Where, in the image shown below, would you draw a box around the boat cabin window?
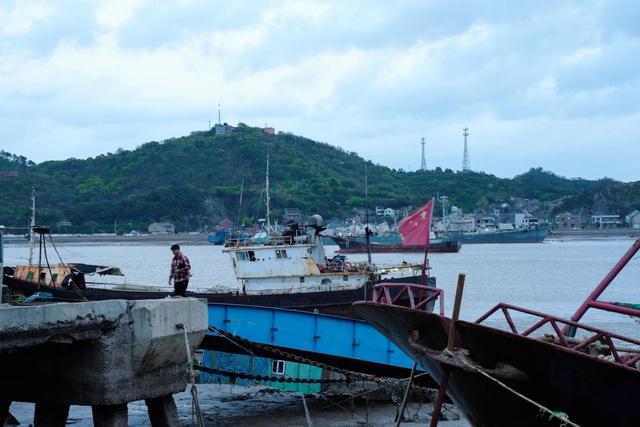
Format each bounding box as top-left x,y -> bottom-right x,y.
275,249 -> 288,259
272,360 -> 286,375
343,275 -> 348,281
39,271 -> 46,281
300,277 -> 305,283
236,251 -> 257,261
27,271 -> 34,280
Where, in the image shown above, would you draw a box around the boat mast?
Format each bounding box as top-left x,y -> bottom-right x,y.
236,179 -> 244,233
265,153 -> 271,230
364,164 -> 372,265
28,188 -> 36,265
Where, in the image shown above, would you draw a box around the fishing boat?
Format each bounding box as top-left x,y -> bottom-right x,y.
435,226 -> 549,244
1,220 -> 430,318
354,239 -> 640,426
329,235 -> 461,253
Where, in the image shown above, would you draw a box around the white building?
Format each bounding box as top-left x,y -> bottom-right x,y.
625,210 -> 640,229
383,208 -> 396,217
148,222 -> 175,234
514,213 -> 540,229
591,215 -> 620,229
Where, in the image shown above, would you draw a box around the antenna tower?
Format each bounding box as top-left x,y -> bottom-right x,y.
217,103 -> 221,125
420,137 -> 426,171
462,127 -> 470,172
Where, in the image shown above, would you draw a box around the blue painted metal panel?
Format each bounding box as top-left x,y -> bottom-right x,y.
207,304 -> 415,369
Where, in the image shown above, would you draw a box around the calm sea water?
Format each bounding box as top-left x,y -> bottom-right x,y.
4,236 -> 639,338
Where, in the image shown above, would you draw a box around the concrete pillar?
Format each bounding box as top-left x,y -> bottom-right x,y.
91,404 -> 128,427
33,402 -> 70,427
145,394 -> 180,427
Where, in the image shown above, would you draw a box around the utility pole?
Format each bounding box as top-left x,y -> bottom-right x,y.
462,127 -> 470,172
421,137 -> 426,171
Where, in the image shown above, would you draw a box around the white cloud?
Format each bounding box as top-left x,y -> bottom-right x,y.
1,0 -> 639,181
0,0 -> 55,36
95,0 -> 145,31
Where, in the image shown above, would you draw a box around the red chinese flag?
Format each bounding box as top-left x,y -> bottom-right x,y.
398,199 -> 434,246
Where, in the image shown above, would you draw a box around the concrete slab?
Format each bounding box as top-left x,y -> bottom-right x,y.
0,298 -> 208,406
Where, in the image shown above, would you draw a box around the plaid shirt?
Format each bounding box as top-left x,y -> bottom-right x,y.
170,253 -> 191,283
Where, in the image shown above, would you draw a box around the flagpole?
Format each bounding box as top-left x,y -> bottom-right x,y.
421,197 -> 435,286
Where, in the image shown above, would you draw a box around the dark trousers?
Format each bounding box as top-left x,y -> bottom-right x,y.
174,280 -> 189,297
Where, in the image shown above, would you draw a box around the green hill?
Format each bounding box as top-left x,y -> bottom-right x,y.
0,126 -> 635,233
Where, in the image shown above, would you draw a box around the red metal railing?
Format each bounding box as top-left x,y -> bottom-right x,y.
476,302 -> 640,370
372,282 -> 445,316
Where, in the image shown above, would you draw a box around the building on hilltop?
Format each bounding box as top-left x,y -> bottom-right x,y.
214,123 -> 235,136
263,127 -> 275,135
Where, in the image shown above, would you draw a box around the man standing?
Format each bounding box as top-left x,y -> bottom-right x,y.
169,244 -> 191,297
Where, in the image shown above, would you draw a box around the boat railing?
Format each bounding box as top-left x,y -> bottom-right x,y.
224,235 -> 312,248
476,302 -> 640,370
372,282 -> 445,316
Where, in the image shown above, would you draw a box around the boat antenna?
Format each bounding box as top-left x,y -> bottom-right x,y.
265,153 -> 271,231
364,164 -> 372,265
28,187 -> 36,265
236,179 -> 244,234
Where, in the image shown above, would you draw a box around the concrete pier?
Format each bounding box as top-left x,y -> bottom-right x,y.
0,298 -> 208,425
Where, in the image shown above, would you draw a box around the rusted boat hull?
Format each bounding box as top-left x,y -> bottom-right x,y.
2,274 -> 431,319
353,301 -> 640,427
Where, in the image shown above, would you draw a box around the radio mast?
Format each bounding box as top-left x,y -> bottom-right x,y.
462,127 -> 470,172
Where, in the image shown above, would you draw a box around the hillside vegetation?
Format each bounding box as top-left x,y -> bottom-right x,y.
0,126 -> 636,233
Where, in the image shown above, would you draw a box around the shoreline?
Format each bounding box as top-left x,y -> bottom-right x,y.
2,228 -> 638,246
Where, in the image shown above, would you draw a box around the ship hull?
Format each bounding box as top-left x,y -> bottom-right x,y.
331,236 -> 461,253
354,302 -> 640,427
440,226 -> 550,243
2,274 -> 430,319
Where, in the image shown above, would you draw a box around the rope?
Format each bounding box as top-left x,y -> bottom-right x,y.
177,324 -> 205,427
442,348 -> 581,427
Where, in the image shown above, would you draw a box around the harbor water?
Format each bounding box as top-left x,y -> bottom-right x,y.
4,236 -> 638,336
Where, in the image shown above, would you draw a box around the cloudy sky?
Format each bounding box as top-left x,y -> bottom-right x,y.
1,0 -> 638,181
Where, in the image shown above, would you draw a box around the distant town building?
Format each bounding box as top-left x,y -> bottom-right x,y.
383,208 -> 396,217
625,210 -> 640,229
479,217 -> 495,228
263,127 -> 275,135
591,215 -> 620,229
0,170 -> 19,177
375,206 -> 385,216
148,222 -> 175,234
216,218 -> 234,229
56,220 -> 72,228
283,208 -> 301,224
555,212 -> 581,229
514,213 -> 540,229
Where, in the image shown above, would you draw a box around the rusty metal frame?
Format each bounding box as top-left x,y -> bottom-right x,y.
475,302 -> 640,370
372,282 -> 445,316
